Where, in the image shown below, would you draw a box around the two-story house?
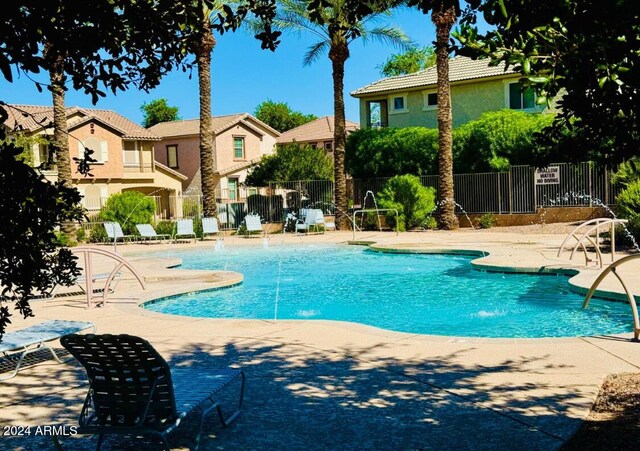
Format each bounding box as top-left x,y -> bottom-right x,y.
1,104 -> 186,218
149,113 -> 279,201
276,116 -> 359,157
351,56 -> 547,129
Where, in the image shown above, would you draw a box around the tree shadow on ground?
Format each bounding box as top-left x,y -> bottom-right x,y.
0,334 -> 607,450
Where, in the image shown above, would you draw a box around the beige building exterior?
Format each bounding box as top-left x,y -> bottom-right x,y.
150,114 -> 279,201
2,104 -> 186,218
276,116 -> 359,157
351,56 -> 547,129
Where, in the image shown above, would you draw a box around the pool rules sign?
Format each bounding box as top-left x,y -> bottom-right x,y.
534,166 -> 560,185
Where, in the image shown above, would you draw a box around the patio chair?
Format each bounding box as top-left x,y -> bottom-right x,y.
103,222 -> 134,243
296,209 -> 325,235
174,219 -> 196,243
136,224 -> 170,244
240,214 -> 263,237
0,320 -> 95,381
55,334 -> 245,451
202,217 -> 221,240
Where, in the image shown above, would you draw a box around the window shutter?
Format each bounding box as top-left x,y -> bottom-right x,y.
100,141 -> 109,162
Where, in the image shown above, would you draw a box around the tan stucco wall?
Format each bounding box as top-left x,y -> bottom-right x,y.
357,75 -> 546,129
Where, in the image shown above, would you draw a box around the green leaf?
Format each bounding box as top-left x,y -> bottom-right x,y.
527,76 -> 548,83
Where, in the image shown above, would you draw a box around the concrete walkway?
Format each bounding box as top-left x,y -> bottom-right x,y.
1,227 -> 639,450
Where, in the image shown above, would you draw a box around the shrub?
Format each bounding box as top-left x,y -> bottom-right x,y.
376,174 -> 436,232
611,157 -> 640,187
454,110 -> 555,173
75,227 -> 87,243
155,220 -> 175,237
246,142 -> 333,186
345,127 -> 438,178
478,213 -> 497,229
98,191 -> 156,235
616,180 -> 640,243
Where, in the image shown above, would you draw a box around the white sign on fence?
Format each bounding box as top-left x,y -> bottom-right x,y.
534,166 -> 560,185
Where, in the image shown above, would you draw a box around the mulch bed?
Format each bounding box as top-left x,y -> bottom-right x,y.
562,372 -> 640,450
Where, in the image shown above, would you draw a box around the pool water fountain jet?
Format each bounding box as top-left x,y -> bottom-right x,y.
361,190 -> 382,232
548,192 -> 639,252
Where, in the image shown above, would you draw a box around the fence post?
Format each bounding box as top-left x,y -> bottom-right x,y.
508,168 -> 513,214
497,173 -> 502,214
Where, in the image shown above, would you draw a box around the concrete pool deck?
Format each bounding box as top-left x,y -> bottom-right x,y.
2,226 -> 639,450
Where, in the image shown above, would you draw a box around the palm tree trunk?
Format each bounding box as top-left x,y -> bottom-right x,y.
329,41 -> 350,230
47,43 -> 75,235
432,6 -> 459,230
195,20 -> 218,218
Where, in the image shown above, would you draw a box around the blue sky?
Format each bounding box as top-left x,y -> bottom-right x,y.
1,8 -> 481,125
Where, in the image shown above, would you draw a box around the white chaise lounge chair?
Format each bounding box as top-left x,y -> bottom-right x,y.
202,217 -> 221,240
136,224 -> 170,244
296,209 -> 325,234
175,219 -> 197,243
104,222 -> 134,243
240,214 -> 263,237
0,320 -> 95,381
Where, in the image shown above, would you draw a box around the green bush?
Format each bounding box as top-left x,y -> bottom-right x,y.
612,157 -> 640,187
616,180 -> 640,243
454,110 -> 555,173
478,213 -> 497,229
376,174 -> 436,232
76,227 -> 87,243
345,127 -> 438,178
98,191 -> 156,235
155,220 -> 175,237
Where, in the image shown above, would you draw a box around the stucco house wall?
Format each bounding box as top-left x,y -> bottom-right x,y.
151,114 -> 279,197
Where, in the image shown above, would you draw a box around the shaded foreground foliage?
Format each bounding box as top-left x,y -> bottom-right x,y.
0,124 -> 84,339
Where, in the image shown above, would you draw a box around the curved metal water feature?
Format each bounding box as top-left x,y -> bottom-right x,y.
557,218 -> 629,268
71,246 -> 146,308
582,254 -> 640,339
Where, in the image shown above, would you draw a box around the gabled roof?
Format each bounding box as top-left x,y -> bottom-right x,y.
148,113 -> 280,139
351,56 -> 518,97
276,116 -> 359,144
1,104 -> 159,140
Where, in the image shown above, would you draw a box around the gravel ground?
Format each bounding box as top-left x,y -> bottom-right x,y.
562,372 -> 640,450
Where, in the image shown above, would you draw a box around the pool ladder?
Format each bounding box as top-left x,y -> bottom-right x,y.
582,254 -> 640,339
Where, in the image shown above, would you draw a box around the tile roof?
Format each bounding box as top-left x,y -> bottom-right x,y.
276,116 -> 359,144
148,113 -> 280,138
1,104 -> 159,140
351,56 -> 518,97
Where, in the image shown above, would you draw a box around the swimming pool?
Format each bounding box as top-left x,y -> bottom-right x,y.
143,244 -> 633,338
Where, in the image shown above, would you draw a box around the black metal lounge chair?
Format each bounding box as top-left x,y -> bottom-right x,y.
54,334 -> 245,450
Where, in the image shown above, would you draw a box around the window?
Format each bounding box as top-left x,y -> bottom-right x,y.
389,94 -> 408,114
166,145 -> 178,168
81,137 -> 108,163
123,140 -> 139,166
423,91 -> 437,110
37,142 -> 50,168
508,82 -> 536,110
233,137 -> 245,159
228,178 -> 238,201
324,141 -> 333,151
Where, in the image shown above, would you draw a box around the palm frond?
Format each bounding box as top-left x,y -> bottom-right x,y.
303,40 -> 329,66
358,26 -> 412,51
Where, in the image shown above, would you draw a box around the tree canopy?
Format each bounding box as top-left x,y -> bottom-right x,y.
254,100 -> 317,132
141,99 -> 180,128
455,0 -> 640,165
245,142 -> 334,186
378,46 -> 436,77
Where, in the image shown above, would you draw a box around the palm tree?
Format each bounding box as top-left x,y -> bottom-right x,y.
44,42 -> 75,235
407,0 -> 465,229
432,2 -> 459,229
274,0 -> 410,230
189,3 -> 220,218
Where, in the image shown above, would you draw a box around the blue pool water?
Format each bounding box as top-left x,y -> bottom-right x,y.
144,245 -> 633,338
